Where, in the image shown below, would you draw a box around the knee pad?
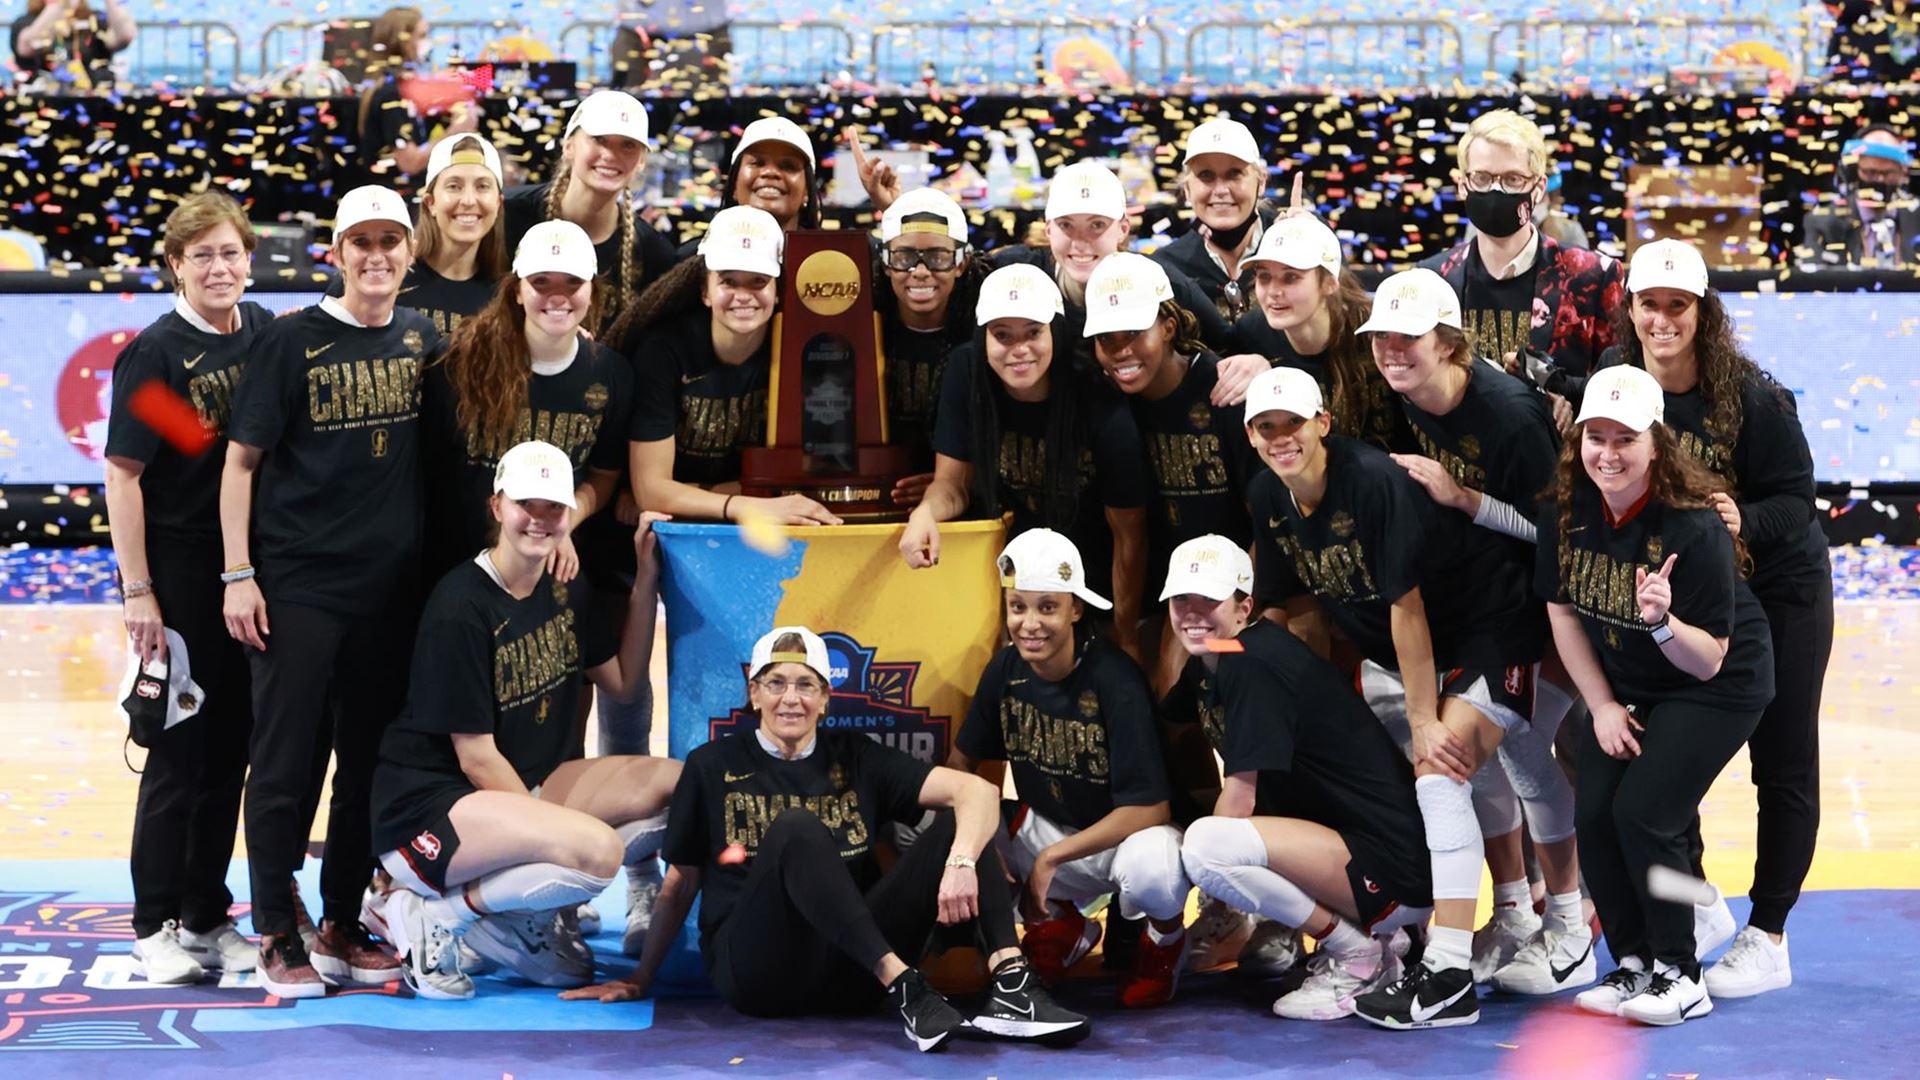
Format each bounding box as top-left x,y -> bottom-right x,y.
1531,676 -> 1575,742
475,862 -> 617,914
1113,827 -> 1191,923
1416,774 -> 1484,902
1498,727 -> 1578,845
1470,759 -> 1524,838
617,811 -> 669,866
1180,817 -> 1266,895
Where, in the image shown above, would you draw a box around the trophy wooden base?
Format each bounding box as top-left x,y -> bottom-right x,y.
739,445 -> 914,523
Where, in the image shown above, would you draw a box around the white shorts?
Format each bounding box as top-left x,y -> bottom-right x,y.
997,806 -> 1191,923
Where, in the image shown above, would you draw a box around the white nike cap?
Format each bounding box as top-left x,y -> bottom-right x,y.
1082,252 -> 1174,337
565,89 -> 650,145
1159,534 -> 1255,602
513,219 -> 598,281
699,205 -> 784,278
1183,117 -> 1262,165
1244,365 -> 1326,425
998,527 -> 1112,611
1627,238 -> 1710,297
424,133 -> 505,189
1046,161 -> 1127,221
976,262 -> 1065,325
1243,214 -> 1342,277
733,116 -> 816,168
493,440 -> 577,508
1576,365 -> 1667,433
334,184 -> 413,237
1355,267 -> 1463,337
750,625 -> 831,681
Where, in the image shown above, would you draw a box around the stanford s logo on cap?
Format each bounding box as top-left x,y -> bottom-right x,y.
552,244 -> 562,255
1389,298 -> 1401,310
1611,389 -> 1622,400
1080,187 -> 1091,198
1008,289 -> 1019,301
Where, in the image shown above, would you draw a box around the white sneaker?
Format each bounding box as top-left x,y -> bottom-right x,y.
1619,962 -> 1713,1026
1238,917 -> 1302,978
1491,926 -> 1596,995
466,908 -> 593,988
1694,887 -> 1737,960
1574,956 -> 1650,1016
359,882 -> 393,941
387,888 -> 473,1001
1704,926 -> 1791,998
1470,906 -> 1541,984
178,921 -> 257,973
575,902 -> 603,937
622,860 -> 664,957
1184,900 -> 1254,972
553,906 -> 597,971
1272,947 -> 1381,1021
133,920 -> 206,985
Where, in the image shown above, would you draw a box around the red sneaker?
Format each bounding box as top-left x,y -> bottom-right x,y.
291,879 -> 318,953
257,933 -> 326,999
1118,925 -> 1192,1008
311,919 -> 403,984
1021,908 -> 1102,985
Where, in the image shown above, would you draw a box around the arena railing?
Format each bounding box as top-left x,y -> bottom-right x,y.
1485,17 -> 1786,91
258,19 -> 544,80
869,19 -> 1171,90
556,17 -> 855,87
125,20 -> 242,87
1183,19 -> 1464,91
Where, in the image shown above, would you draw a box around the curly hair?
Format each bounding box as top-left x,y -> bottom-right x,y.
1608,288 -> 1790,497
964,316 -> 1086,528
544,136 -> 638,334
719,152 -> 822,230
1548,420 -> 1751,582
438,272 -> 604,459
603,254 -> 708,358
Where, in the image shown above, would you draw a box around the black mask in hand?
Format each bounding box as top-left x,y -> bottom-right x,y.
1464,189 -> 1534,238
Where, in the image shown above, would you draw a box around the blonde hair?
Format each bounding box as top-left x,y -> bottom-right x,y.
546,132 -> 638,333
162,191 -> 256,268
1456,108 -> 1549,178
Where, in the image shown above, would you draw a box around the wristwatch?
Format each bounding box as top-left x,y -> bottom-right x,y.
1649,617 -> 1675,646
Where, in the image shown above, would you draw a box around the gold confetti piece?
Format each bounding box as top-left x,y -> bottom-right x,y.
734,505 -> 791,558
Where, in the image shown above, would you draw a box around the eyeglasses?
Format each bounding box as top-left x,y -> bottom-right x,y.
184,248 -> 249,269
1462,171 -> 1539,195
756,676 -> 827,699
881,247 -> 960,273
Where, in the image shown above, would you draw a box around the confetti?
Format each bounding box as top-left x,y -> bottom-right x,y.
1202,637 -> 1244,653
733,505 -> 791,558
717,842 -> 748,865
126,380 -> 215,456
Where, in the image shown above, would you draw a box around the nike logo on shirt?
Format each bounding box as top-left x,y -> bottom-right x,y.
182,351 -> 206,370
724,771 -> 754,783
306,342 -> 336,359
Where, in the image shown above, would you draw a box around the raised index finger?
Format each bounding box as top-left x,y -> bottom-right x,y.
1658,553 -> 1678,579
1290,170 -> 1304,210
845,125 -> 869,169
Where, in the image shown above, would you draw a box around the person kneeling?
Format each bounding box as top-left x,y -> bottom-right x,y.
368,441 -> 682,999
1167,535 -> 1436,1022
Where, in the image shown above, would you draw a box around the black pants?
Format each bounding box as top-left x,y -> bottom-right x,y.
1575,697 -> 1760,970
243,599 -> 415,937
710,808 -> 1020,1018
129,541 -> 252,939
1745,582 -> 1832,933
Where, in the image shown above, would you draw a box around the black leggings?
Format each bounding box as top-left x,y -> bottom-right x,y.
709,808 -> 1019,1017
1575,697 -> 1761,970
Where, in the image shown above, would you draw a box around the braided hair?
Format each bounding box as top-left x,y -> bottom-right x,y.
544,151 -> 638,333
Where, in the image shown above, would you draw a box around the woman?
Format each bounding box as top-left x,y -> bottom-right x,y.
1542,365 -> 1774,1026
1365,268 -> 1588,997
104,192 -> 270,985
899,263 -> 1150,660
616,205 -> 840,527
221,184 -> 441,998
10,0 -> 133,87
1152,117 -> 1274,322
502,89 -> 676,335
1238,364 -> 1536,1030
1602,239 -> 1832,1000
1170,535 -> 1434,1022
356,6 -> 478,190
719,115 -> 823,235
370,441 -> 681,1000
562,626 -> 1090,1052
949,528 -> 1187,1008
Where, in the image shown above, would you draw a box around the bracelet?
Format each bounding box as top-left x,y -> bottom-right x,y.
943,854 -> 977,871
121,577 -> 153,598
220,566 -> 257,584
721,494 -> 736,522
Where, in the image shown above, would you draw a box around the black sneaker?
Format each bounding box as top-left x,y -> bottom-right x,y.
972,957 -> 1092,1045
886,967 -> 967,1053
1352,961 -> 1479,1030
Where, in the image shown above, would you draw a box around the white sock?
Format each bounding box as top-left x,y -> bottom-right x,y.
1145,921 -> 1183,946
1320,919 -> 1376,968
1425,925 -> 1473,972
1545,891 -> 1585,934
1492,879 -> 1531,914
424,891 -> 482,926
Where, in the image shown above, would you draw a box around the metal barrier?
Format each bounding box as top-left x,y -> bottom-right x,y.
258,19 -> 544,78
127,20 -> 243,87
870,20 -> 1171,89
1184,19 -> 1464,90
558,17 -> 853,87
258,20 -> 333,76
1487,17 -> 1783,90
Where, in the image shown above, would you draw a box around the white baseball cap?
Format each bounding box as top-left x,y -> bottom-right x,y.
976,262 -> 1065,325
998,528 -> 1112,610
1576,365 -> 1667,432
424,133 -> 504,189
1244,365 -> 1326,424
513,219 -> 598,281
1627,238 -> 1709,297
732,116 -> 816,168
1184,117 -> 1262,165
750,625 -> 831,681
1159,534 -> 1255,602
880,186 -> 968,243
493,440 -> 577,508
1355,267 -> 1463,336
1243,214 -> 1342,276
334,184 -> 413,237
565,89 -> 650,145
1046,161 -> 1127,221
1082,252 -> 1174,337
698,205 -> 784,277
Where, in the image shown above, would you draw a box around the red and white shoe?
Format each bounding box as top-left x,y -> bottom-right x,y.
1020,908 -> 1102,985
1118,926 -> 1192,1008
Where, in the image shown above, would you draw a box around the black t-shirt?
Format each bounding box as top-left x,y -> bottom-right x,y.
1200,619 -> 1432,903
501,182 -> 680,327
1123,352 -> 1257,595
227,305 -> 440,616
1535,496 -> 1774,711
419,337 -> 633,581
628,313 -> 770,489
370,558 -> 616,851
10,10 -> 112,79
329,262 -> 500,341
105,302 -> 274,545
957,637 -> 1171,830
664,730 -> 934,938
880,317 -> 958,473
1459,245 -> 1541,364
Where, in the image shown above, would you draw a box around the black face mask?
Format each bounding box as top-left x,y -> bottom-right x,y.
1206,207 -> 1260,252
1464,189 -> 1534,238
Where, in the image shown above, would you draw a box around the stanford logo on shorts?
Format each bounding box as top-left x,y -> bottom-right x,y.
1504,666 -> 1527,696
411,830 -> 443,861
1363,876 -> 1381,894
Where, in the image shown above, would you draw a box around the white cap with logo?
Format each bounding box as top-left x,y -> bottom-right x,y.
1159,534 -> 1255,601
698,205 -> 784,278
1355,267 -> 1463,336
1243,214 -> 1342,276
1627,238 -> 1709,297
998,527 -> 1112,610
513,219 -> 598,281
1046,161 -> 1127,221
732,116 -> 816,168
1184,117 -> 1262,165
424,133 -> 504,189
565,89 -> 650,145
1576,365 -> 1667,433
976,262 -> 1065,325
493,440 -> 578,508
1243,365 -> 1326,425
881,186 -> 968,243
1082,252 -> 1174,336
334,184 -> 413,237
750,625 -> 831,681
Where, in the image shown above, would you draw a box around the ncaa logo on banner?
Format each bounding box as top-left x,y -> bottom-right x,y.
710,631 -> 950,763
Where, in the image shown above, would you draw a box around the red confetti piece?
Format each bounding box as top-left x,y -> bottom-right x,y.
127,379 -> 214,456
1203,637 -> 1244,654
